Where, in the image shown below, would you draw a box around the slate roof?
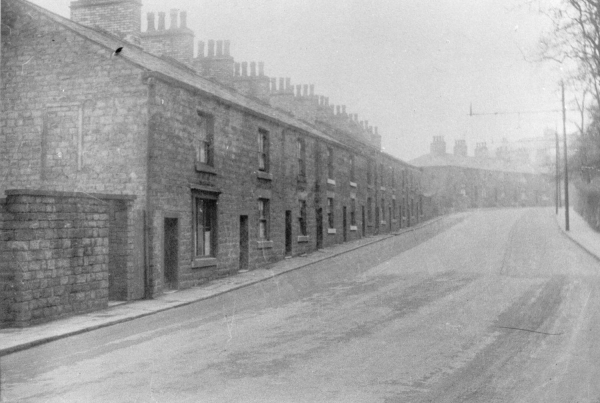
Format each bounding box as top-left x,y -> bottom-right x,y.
409,153 -> 539,175
16,0 -> 344,147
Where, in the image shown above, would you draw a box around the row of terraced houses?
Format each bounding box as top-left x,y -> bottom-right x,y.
0,0 -> 431,327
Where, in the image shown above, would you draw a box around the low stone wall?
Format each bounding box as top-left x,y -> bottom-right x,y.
0,190 -> 132,327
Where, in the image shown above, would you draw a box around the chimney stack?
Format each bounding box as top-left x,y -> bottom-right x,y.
169,9 -> 178,30
71,0 -> 142,43
454,139 -> 467,157
430,136 -> 447,156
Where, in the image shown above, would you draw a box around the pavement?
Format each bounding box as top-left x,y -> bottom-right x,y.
0,213 -> 464,357
555,206 -> 600,263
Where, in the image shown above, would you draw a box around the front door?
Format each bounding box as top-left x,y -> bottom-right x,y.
163,218 -> 178,290
285,210 -> 292,256
316,207 -> 323,249
239,215 -> 249,271
342,206 -> 347,242
361,205 -> 365,236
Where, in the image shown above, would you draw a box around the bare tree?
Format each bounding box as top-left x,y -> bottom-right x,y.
539,0 -> 600,106
535,0 -> 600,181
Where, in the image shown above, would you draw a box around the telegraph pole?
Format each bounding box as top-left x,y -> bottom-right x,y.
555,128 -> 560,214
562,81 -> 570,231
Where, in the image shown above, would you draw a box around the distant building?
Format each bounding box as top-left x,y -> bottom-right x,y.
411,137 -> 552,214
0,0 -> 427,326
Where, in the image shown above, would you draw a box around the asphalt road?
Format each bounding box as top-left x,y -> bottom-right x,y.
2,208 -> 600,403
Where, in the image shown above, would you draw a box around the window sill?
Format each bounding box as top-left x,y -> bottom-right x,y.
195,162 -> 217,175
257,240 -> 274,249
257,171 -> 273,181
350,225 -> 357,231
380,221 -> 387,225
297,235 -> 310,243
380,187 -> 386,192
349,181 -> 357,188
327,228 -> 336,234
192,257 -> 217,269
327,178 -> 336,186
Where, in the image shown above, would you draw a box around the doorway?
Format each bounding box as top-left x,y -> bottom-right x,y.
316,207 -> 323,249
163,217 -> 178,290
361,205 -> 365,236
285,210 -> 292,256
239,215 -> 249,271
342,206 -> 347,242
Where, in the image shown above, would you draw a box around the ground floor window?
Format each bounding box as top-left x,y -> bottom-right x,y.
367,197 -> 372,223
194,197 -> 216,257
299,200 -> 308,236
350,199 -> 356,226
327,198 -> 334,229
258,198 -> 270,240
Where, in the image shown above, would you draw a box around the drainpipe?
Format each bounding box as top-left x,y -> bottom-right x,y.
144,76 -> 156,299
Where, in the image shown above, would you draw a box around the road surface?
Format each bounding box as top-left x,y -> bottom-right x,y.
2,208 -> 600,402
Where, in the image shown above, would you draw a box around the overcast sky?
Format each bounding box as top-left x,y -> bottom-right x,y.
32,0 -> 571,160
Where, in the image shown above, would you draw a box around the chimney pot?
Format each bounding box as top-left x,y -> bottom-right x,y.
241,62 -> 248,77
303,85 -> 308,97
169,9 -> 178,30
342,105 -> 346,115
285,78 -> 291,92
309,84 -> 314,96
216,40 -> 223,57
208,40 -> 215,57
258,62 -> 265,76
147,12 -> 155,31
250,62 -> 256,76
224,40 -> 231,57
180,11 -> 187,28
158,12 -> 166,30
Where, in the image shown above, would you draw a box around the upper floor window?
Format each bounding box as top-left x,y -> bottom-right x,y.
258,129 -> 269,172
258,198 -> 270,240
380,164 -> 384,187
350,199 -> 356,226
367,160 -> 372,184
391,167 -> 395,189
350,155 -> 355,182
298,138 -> 306,178
367,197 -> 372,222
196,112 -> 214,166
327,146 -> 334,180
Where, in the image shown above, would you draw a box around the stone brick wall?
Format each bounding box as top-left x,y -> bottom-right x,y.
143,76 -> 429,294
1,0 -> 433,304
1,0 -> 149,300
0,190 -> 118,328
